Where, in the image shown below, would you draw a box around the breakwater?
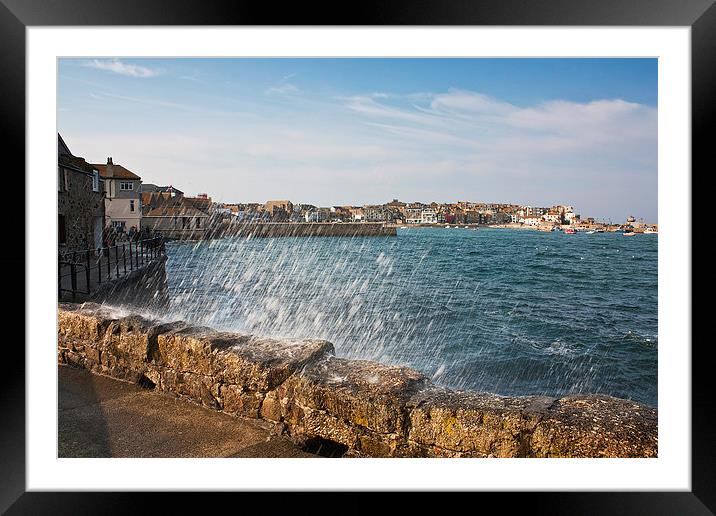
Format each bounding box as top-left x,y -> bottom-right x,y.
57,303 -> 657,458
211,222 -> 396,238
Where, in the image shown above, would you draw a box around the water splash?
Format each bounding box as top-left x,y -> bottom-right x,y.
117,228 -> 657,406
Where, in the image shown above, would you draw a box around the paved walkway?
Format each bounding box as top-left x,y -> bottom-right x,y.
58,365 -> 314,458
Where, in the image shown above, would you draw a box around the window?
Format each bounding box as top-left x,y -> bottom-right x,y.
58,167 -> 63,192
120,181 -> 134,191
130,200 -> 135,212
92,170 -> 100,192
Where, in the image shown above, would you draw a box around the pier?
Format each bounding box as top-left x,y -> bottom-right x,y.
211,221 -> 396,239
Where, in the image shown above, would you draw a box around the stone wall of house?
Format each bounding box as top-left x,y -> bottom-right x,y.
57,303 -> 658,458
58,170 -> 103,252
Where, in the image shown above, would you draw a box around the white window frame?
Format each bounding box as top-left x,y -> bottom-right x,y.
92,170 -> 99,192
120,181 -> 134,191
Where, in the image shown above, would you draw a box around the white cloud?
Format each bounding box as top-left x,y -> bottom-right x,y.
343,89 -> 657,157
343,95 -> 442,126
266,83 -> 300,95
430,89 -> 515,116
60,84 -> 657,221
179,73 -> 206,84
83,59 -> 160,78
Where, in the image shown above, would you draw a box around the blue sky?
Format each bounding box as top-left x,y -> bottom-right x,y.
58,58 -> 657,222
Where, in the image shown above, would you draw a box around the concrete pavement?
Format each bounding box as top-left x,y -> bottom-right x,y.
58,364 -> 314,458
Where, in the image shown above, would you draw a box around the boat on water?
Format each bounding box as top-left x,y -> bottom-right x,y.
586,230 -> 595,234
623,231 -> 636,236
644,228 -> 658,234
564,228 -> 576,234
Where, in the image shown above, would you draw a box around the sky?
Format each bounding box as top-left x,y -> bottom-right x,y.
58,58 -> 658,223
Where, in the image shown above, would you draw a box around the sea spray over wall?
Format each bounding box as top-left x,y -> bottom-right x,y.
128,228 -> 657,406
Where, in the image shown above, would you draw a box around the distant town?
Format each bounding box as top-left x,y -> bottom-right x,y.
58,134 -> 657,253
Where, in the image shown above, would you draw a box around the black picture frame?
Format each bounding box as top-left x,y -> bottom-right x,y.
2,0 -> 708,512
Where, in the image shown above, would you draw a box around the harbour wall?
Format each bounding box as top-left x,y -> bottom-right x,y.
210,222 -> 396,239
57,303 -> 657,458
60,255 -> 169,310
89,256 -> 169,310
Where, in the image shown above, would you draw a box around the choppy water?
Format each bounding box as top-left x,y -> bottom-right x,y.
160,228 -> 657,406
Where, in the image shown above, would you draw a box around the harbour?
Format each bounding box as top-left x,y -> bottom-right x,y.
156,227 -> 658,407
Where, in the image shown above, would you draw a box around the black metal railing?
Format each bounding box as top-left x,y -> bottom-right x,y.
58,236 -> 165,301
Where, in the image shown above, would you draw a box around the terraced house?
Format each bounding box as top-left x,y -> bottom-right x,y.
92,157 -> 142,232
57,134 -> 105,252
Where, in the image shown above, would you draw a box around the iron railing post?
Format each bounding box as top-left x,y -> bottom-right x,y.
85,249 -> 91,294
58,254 -> 62,299
97,248 -> 102,284
58,239 -> 168,298
70,252 -> 77,301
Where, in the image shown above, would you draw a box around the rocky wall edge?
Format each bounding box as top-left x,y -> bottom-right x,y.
57,303 -> 657,458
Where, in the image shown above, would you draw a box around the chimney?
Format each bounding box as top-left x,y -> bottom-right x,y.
107,157 -> 113,165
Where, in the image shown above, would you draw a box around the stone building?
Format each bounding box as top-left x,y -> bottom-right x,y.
143,205 -> 209,239
92,158 -> 142,232
364,205 -> 392,222
57,134 -> 105,253
140,183 -> 184,199
265,200 -> 293,221
142,192 -> 210,239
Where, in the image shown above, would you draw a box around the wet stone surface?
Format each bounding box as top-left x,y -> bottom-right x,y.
58,303 -> 658,458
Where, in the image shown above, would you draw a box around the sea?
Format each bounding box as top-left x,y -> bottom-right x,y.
160,227 -> 658,407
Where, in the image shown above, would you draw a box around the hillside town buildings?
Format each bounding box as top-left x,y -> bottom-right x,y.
58,134 -> 653,247
210,197 -> 642,231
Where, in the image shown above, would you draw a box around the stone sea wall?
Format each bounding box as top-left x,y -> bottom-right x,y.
212,222 -> 396,238
57,303 -> 657,458
90,256 -> 169,310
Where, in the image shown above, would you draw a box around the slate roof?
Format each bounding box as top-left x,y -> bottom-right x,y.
92,163 -> 141,180
144,205 -> 209,218
58,153 -> 96,175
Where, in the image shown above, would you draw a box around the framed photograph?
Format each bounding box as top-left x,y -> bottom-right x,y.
4,0 -> 709,512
